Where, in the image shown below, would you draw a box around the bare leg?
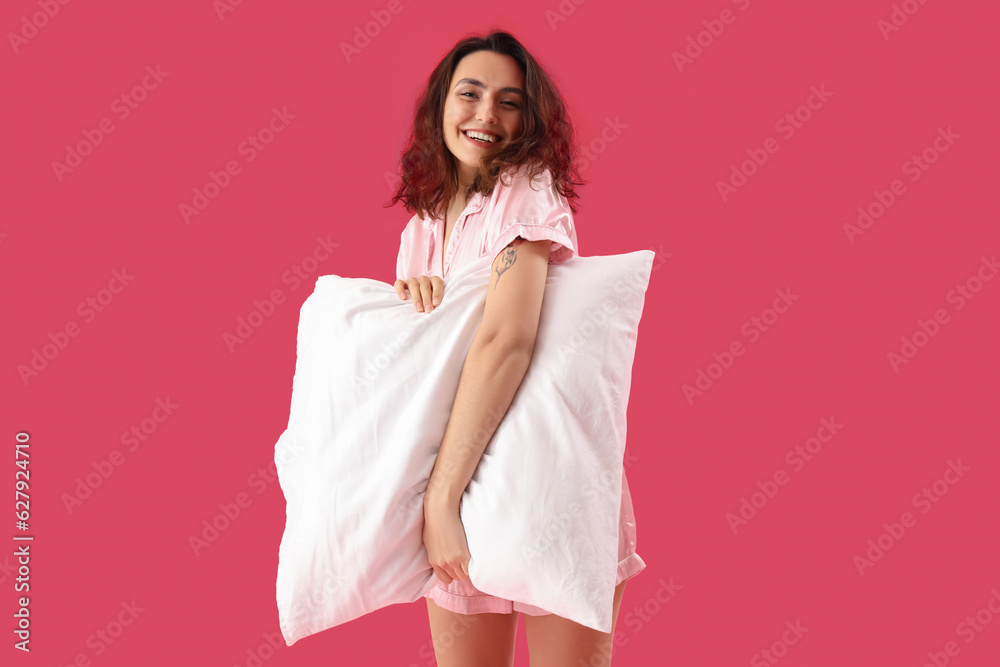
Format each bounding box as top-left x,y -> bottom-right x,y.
523,580 -> 627,667
425,597 -> 519,667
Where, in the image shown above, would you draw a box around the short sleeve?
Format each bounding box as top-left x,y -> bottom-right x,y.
395,227 -> 407,282
486,167 -> 578,266
395,215 -> 421,282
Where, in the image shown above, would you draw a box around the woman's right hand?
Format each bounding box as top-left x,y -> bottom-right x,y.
394,275 -> 446,313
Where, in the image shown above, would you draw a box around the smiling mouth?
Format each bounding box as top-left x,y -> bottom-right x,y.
462,130 -> 500,146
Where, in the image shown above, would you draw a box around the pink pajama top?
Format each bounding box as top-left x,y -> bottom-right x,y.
396,165 -> 578,280
395,165 -> 645,602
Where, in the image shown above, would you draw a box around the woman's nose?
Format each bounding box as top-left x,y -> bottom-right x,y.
476,100 -> 498,123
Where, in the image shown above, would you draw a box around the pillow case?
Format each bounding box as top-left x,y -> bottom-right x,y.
274,248 -> 654,646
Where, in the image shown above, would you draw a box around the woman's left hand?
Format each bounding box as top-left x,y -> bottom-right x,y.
422,498 -> 471,585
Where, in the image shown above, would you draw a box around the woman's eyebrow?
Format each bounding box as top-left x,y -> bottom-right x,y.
454,77 -> 524,96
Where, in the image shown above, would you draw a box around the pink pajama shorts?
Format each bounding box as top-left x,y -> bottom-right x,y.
425,469 -> 646,616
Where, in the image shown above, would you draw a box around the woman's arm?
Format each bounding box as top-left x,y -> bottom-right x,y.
423,236 -> 553,510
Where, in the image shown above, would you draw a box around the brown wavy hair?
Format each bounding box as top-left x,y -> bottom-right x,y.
384,30 -> 584,222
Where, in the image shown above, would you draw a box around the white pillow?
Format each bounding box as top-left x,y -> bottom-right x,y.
274,249 -> 654,646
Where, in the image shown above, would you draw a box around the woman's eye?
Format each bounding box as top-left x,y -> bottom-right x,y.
460,92 -> 520,108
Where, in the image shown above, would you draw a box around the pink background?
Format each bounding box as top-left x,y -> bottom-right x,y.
3,0 -> 998,664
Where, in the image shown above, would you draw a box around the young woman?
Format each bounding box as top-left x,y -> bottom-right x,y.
386,30 -> 645,666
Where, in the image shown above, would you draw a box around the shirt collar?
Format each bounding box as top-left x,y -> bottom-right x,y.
421,191 -> 486,230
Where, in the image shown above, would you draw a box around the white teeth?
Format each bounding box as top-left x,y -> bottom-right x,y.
464,130 -> 496,143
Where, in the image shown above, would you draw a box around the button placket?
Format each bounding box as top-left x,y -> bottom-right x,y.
442,193 -> 483,276
443,215 -> 466,276
426,231 -> 435,275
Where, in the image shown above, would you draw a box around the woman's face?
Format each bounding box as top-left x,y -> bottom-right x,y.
442,50 -> 524,190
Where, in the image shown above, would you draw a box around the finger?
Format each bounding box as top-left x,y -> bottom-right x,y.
406,278 -> 424,311
394,279 -> 407,300
435,567 -> 453,586
431,276 -> 445,306
448,561 -> 468,582
449,562 -> 467,583
419,279 -> 435,312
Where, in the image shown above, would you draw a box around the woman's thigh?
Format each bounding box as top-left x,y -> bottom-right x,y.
522,580 -> 627,667
425,597 -> 520,667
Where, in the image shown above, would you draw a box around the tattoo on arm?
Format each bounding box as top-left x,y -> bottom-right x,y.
494,237 -> 526,289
